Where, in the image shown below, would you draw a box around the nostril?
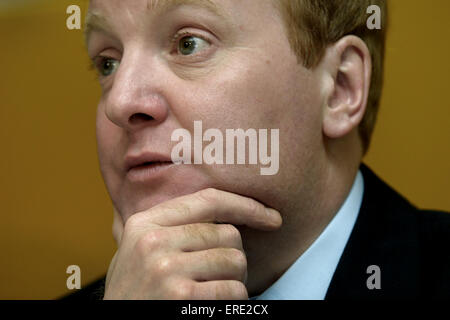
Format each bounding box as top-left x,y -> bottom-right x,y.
128,113 -> 154,125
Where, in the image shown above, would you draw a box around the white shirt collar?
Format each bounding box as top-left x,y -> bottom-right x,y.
252,170 -> 364,300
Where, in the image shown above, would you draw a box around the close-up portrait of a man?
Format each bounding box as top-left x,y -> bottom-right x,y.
0,0 -> 449,303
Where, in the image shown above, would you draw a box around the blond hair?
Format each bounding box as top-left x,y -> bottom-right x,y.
276,0 -> 387,153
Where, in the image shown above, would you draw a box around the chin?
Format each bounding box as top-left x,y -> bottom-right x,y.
111,164 -> 279,224
115,167 -> 215,222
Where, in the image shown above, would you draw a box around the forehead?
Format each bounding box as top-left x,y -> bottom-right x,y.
86,0 -> 226,36
86,0 -> 278,27
85,0 -> 282,49
88,0 -> 277,10
88,0 -> 224,17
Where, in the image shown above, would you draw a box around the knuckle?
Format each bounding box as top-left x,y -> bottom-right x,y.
196,188 -> 220,204
154,256 -> 175,277
216,281 -> 248,300
229,248 -> 247,267
232,281 -> 249,299
187,224 -> 216,246
174,202 -> 193,219
247,198 -> 264,216
135,230 -> 164,254
170,280 -> 194,299
222,224 -> 241,241
182,223 -> 199,238
160,201 -> 191,218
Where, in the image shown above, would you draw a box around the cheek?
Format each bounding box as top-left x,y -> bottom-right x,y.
96,103 -> 121,180
168,52 -> 323,206
227,55 -> 323,156
181,51 -> 321,146
96,104 -> 109,161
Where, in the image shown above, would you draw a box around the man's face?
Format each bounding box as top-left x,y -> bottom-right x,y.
88,0 -> 325,223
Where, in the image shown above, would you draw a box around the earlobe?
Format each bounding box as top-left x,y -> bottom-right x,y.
322,36 -> 372,139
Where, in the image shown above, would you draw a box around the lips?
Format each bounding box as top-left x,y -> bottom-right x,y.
124,152 -> 175,183
125,152 -> 174,173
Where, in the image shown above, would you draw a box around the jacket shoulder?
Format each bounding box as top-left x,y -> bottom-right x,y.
416,209 -> 450,298
326,164 -> 450,299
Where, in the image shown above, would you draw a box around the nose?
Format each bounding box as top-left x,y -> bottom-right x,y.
104,54 -> 169,132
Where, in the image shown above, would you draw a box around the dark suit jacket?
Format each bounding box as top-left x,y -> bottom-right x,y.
63,164 -> 450,300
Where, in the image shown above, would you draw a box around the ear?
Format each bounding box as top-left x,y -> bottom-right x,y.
321,35 -> 372,139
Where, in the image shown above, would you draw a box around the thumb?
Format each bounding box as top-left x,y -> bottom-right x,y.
112,207 -> 124,245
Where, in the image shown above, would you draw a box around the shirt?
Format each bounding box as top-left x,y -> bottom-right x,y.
252,170 -> 364,300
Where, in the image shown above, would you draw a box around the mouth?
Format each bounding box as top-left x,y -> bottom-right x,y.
130,161 -> 173,171
125,153 -> 175,182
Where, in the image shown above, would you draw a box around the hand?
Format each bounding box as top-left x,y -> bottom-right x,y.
103,188 -> 282,300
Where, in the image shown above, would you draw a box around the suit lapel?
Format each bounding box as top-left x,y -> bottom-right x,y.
325,164 -> 421,299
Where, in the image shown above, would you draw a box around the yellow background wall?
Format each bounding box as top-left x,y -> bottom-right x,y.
0,0 -> 449,299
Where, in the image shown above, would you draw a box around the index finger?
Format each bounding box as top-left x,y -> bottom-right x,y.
133,188 -> 282,231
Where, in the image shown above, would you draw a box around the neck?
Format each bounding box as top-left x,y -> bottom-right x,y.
244,135 -> 362,296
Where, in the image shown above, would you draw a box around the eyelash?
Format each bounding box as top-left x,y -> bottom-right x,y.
89,56 -> 116,78
89,30 -> 213,78
170,30 -> 212,55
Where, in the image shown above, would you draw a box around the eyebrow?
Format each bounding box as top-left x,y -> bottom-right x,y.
84,0 -> 226,46
84,11 -> 111,46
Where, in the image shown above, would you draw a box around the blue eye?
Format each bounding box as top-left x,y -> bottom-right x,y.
98,58 -> 119,76
178,36 -> 209,55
